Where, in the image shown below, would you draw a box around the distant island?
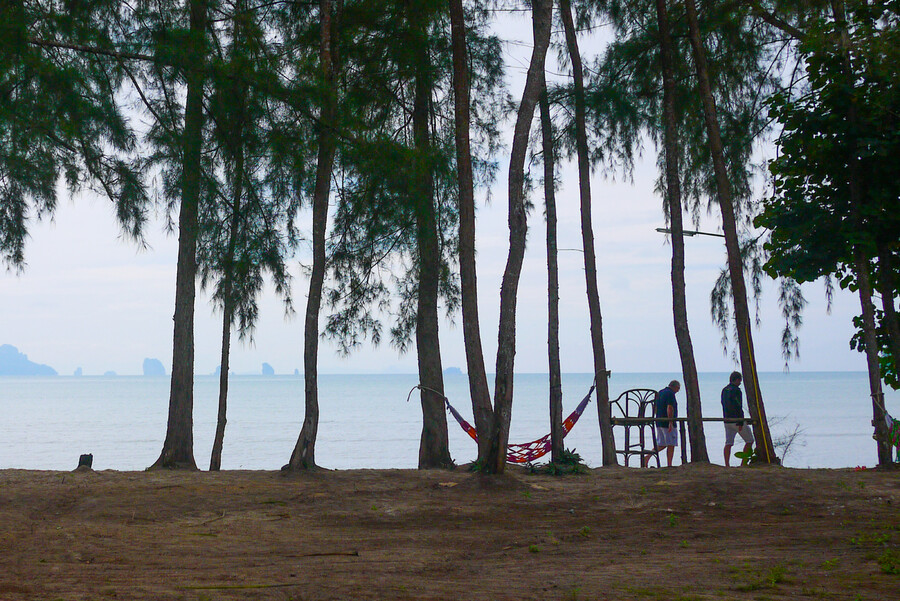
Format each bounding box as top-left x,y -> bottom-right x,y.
143,358 -> 166,376
262,362 -> 275,376
443,367 -> 463,376
0,345 -> 57,376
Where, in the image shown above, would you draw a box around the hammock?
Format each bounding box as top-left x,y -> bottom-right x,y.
444,385 -> 595,464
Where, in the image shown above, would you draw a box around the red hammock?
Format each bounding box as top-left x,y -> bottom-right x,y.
444,385 -> 594,464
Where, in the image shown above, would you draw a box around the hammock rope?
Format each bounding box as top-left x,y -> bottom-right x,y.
411,384 -> 595,464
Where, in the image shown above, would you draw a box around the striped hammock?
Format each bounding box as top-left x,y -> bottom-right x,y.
445,385 -> 595,464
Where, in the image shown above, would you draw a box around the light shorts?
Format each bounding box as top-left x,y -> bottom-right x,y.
655,425 -> 678,447
724,422 -> 755,446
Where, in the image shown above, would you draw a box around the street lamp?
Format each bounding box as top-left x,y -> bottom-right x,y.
655,227 -> 725,238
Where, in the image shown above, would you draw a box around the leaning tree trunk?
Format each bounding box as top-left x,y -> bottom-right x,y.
209,293 -> 234,471
286,0 -> 340,471
485,0 -> 552,474
654,0 -> 708,463
559,0 -> 616,466
683,0 -> 776,463
539,72 -> 564,462
449,0 -> 493,461
830,0 -> 892,466
152,0 -> 208,470
412,14 -> 451,469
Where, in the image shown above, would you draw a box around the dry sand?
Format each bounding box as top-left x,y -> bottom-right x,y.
1,464 -> 898,600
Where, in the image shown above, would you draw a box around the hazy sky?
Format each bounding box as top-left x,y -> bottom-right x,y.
0,12 -> 868,378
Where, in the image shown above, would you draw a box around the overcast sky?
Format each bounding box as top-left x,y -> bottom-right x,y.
0,12 -> 869,377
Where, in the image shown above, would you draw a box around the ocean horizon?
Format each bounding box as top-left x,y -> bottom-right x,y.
2,371 -> 897,471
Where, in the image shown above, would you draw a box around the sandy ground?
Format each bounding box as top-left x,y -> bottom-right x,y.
0,464 -> 898,600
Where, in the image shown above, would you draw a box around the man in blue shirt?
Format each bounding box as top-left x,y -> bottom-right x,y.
643,380 -> 680,467
722,371 -> 754,466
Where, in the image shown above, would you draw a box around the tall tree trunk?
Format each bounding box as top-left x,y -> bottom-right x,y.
152,0 -> 208,470
539,73 -> 563,462
286,0 -> 340,471
655,0 -> 708,463
559,0 -> 616,466
412,10 -> 451,469
683,0 -> 776,463
855,252 -> 892,465
830,0 -> 892,466
448,0 -> 493,461
209,156 -> 245,471
209,295 -> 233,471
485,0 -> 552,474
210,15 -> 248,471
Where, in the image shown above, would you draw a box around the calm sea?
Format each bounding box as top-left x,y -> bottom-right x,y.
1,372 -> 896,471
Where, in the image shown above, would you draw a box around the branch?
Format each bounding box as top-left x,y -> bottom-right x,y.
745,1 -> 806,42
27,37 -> 157,63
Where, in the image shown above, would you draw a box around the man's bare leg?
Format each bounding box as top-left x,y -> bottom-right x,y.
666,445 -> 675,467
724,444 -> 733,467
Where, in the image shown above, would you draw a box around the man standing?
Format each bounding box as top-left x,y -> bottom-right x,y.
644,380 -> 680,467
722,371 -> 755,466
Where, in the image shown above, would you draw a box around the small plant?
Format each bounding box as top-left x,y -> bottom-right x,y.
734,447 -> 757,464
529,448 -> 587,476
877,549 -> 900,575
679,540 -> 688,548
528,544 -> 541,553
667,514 -> 678,527
766,563 -> 788,585
578,526 -> 591,538
821,558 -> 840,571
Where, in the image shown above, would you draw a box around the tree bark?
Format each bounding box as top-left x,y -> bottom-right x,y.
152,0 -> 208,470
559,0 -> 616,466
287,0 -> 340,471
412,7 -> 451,469
209,296 -> 233,471
539,72 -> 564,463
449,0 -> 493,461
830,0 -> 892,466
485,0 -> 552,474
683,0 -> 777,463
654,0 -> 708,463
209,153 -> 244,472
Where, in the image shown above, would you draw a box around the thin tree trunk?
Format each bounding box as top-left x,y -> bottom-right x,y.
485,0 -> 552,474
539,72 -> 563,462
683,0 -> 776,463
286,0 -> 340,471
209,159 -> 244,472
210,12 -> 248,470
209,296 -> 233,471
152,0 -> 207,470
655,0 -> 708,463
855,251 -> 892,465
830,0 -> 892,466
559,0 -> 616,466
412,9 -> 451,469
449,0 -> 493,461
